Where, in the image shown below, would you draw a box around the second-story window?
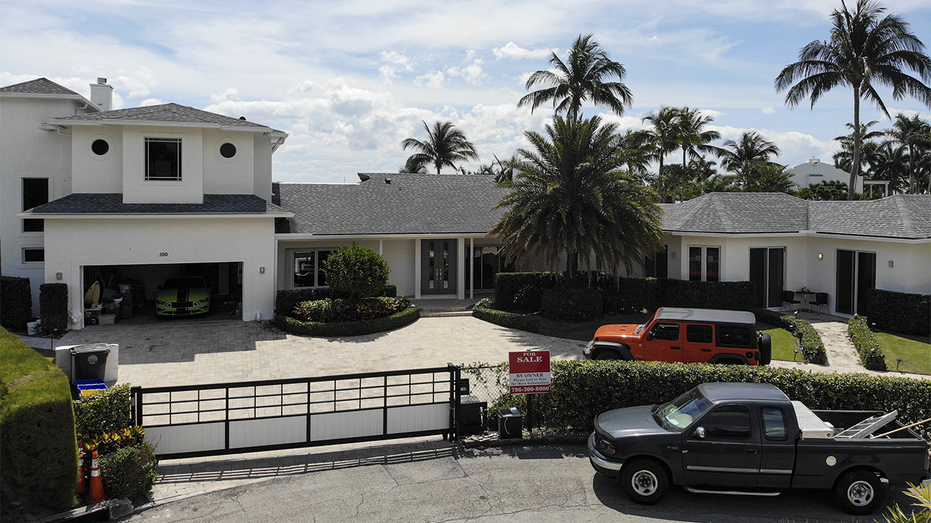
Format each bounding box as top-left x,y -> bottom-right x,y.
145,138 -> 182,181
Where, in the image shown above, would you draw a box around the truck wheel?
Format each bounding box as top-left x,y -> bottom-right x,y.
758,333 -> 772,365
621,459 -> 668,505
835,470 -> 884,515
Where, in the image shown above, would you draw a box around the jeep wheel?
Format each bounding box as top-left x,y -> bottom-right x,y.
621,459 -> 668,505
758,333 -> 772,365
835,470 -> 884,515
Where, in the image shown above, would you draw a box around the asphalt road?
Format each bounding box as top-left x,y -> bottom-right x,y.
124,444 -> 918,523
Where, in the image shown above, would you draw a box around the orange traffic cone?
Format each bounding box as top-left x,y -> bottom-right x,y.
87,450 -> 106,503
75,442 -> 87,494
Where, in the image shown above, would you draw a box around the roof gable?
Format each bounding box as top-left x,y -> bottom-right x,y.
0,77 -> 81,96
29,193 -> 283,215
661,193 -> 809,234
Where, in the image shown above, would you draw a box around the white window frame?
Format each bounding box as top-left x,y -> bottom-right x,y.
22,248 -> 44,264
145,137 -> 182,181
291,248 -> 335,289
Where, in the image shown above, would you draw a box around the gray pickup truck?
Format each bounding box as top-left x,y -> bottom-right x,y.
588,382 -> 931,514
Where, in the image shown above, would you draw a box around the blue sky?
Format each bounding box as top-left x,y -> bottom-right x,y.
3,0 -> 929,183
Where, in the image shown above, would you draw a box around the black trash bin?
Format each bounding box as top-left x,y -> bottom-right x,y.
498,408 -> 522,439
70,344 -> 110,381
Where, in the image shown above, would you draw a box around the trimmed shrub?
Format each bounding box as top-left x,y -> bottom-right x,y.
1,276 -> 33,332
782,316 -> 827,364
540,284 -> 603,321
0,327 -> 77,511
293,296 -> 411,323
98,442 -> 158,499
848,315 -> 887,371
40,283 -> 69,333
276,307 -> 420,337
494,272 -> 560,311
324,242 -> 390,300
473,300 -> 540,333
276,287 -> 337,318
73,384 -> 132,442
861,289 -> 930,337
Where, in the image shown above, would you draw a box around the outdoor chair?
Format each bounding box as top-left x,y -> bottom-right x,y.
782,291 -> 801,311
812,292 -> 829,313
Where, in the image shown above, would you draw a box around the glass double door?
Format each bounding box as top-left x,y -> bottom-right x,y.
836,250 -> 875,315
421,239 -> 457,295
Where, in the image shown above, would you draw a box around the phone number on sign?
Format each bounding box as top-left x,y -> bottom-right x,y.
510,385 -> 551,394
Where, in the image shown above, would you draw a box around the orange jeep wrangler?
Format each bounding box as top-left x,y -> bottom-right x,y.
583,307 -> 772,365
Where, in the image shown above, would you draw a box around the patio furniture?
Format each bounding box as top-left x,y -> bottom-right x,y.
812,292 -> 829,313
782,291 -> 801,311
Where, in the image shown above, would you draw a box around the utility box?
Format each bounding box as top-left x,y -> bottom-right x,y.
459,396 -> 487,436
68,344 -> 112,382
498,408 -> 522,439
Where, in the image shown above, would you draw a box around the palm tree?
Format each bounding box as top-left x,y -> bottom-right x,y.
775,0 -> 931,200
401,121 -> 479,175
491,115 -> 663,277
399,156 -> 428,173
717,131 -> 781,185
518,34 -> 633,119
640,106 -> 684,201
675,108 -> 721,199
742,164 -> 799,193
832,120 -> 884,174
868,139 -> 909,194
886,113 -> 931,193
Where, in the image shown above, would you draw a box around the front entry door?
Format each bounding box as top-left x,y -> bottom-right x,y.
421,239 -> 457,295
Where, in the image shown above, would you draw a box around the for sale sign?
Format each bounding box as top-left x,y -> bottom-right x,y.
509,350 -> 551,394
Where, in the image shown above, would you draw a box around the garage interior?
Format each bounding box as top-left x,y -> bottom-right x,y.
81,262 -> 243,324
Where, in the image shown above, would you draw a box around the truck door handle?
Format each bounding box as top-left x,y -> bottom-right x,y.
745,448 -> 759,455
701,348 -> 711,352
671,346 -> 681,350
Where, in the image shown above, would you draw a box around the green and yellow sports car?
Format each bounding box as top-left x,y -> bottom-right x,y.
156,277 -> 211,317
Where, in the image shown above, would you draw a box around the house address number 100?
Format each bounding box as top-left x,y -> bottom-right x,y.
159,252 -> 169,257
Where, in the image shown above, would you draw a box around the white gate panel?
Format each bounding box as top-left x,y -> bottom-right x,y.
146,423 -> 224,455
310,409 -> 382,441
230,416 -> 306,449
387,404 -> 448,433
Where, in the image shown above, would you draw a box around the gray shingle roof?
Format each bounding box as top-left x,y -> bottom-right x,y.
810,195 -> 931,239
275,173 -> 508,235
50,103 -> 284,133
29,193 -> 283,215
0,77 -> 80,96
660,192 -> 810,234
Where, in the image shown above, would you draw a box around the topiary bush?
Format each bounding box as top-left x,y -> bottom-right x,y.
293,296 -> 411,323
98,442 -> 158,500
276,307 -> 420,337
848,315 -> 887,371
324,242 -> 390,300
472,299 -> 540,333
1,276 -> 33,332
73,384 -> 132,442
539,284 -> 603,321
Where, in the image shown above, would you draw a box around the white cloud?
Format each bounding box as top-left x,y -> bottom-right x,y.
447,59 -> 488,85
762,107 -> 776,114
140,98 -> 163,107
414,71 -> 445,89
493,42 -> 554,60
210,88 -> 239,103
380,66 -> 399,85
380,51 -> 414,71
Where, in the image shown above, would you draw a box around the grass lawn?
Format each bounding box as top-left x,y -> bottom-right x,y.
764,327 -> 799,362
873,332 -> 931,375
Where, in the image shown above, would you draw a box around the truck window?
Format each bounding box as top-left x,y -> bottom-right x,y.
716,325 -> 753,348
686,324 -> 713,343
761,407 -> 787,440
652,323 -> 679,341
701,405 -> 751,439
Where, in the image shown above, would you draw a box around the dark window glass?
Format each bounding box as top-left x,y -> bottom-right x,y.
220,142 -> 236,158
652,323 -> 680,341
761,407 -> 787,440
92,139 -> 110,156
689,247 -> 701,281
23,249 -> 44,263
702,405 -> 751,439
294,252 -> 315,287
686,324 -> 713,343
145,138 -> 182,180
22,178 -> 48,232
717,325 -> 753,348
706,247 -> 720,282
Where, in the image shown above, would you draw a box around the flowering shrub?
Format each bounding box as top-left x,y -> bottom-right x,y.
294,296 -> 410,323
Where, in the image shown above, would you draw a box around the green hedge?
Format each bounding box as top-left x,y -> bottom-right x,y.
781,315 -> 828,364
540,285 -> 603,321
40,283 -> 69,333
73,384 -> 132,442
275,307 -> 420,337
0,327 -> 77,511
1,276 -> 33,332
861,289 -> 930,337
473,298 -> 540,332
275,285 -> 397,318
530,360 -> 931,440
494,272 -> 560,311
848,316 -> 887,371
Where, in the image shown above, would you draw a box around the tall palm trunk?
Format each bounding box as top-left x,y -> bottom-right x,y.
849,89 -> 861,200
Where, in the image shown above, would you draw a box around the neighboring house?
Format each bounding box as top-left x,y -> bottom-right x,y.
5,78 -> 291,325
3,77 -> 927,330
655,192 -> 930,315
787,157 -> 890,197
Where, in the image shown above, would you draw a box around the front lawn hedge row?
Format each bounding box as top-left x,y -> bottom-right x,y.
848,315 -> 887,371
1,276 -> 32,332
493,272 -> 756,314
0,328 -> 77,511
755,309 -> 827,365
472,298 -> 540,332
275,306 -> 419,337
488,360 -> 931,440
861,289 -> 930,336
275,285 -> 397,318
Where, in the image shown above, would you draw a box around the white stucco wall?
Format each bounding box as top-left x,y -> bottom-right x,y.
789,158 -> 863,193
72,126 -> 123,193
121,126 -> 205,204
203,129 -> 255,195
253,135 -> 273,202
44,216 -> 277,328
0,96 -> 88,314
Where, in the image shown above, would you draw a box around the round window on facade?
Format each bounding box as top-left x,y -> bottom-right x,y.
92,139 -> 110,156
220,142 -> 237,159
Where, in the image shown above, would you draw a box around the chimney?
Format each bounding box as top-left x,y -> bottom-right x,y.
90,77 -> 113,111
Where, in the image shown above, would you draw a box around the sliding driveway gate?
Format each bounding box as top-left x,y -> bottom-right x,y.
131,365 -> 463,459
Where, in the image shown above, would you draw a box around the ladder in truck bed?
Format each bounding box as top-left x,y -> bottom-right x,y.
834,410 -> 898,439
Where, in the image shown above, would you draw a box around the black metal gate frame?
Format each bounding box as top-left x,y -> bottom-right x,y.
131,364 -> 464,459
